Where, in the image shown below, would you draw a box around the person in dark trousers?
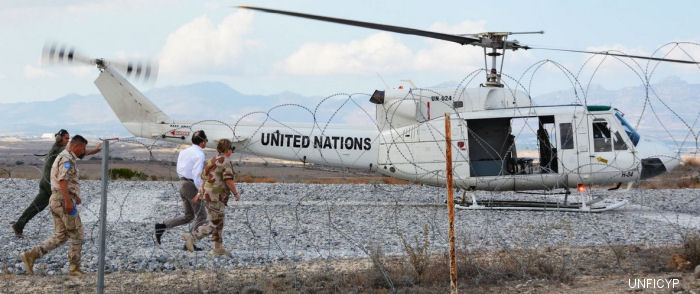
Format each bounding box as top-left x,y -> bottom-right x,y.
12,129 -> 101,237
20,135 -> 90,276
155,130 -> 208,251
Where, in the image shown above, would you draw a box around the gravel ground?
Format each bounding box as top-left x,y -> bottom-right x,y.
1,178 -> 698,275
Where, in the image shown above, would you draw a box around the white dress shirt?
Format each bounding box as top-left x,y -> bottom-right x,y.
176,144 -> 206,189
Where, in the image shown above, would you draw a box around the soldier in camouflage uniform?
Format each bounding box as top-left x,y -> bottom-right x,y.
12,129 -> 101,237
20,135 -> 89,276
184,139 -> 240,255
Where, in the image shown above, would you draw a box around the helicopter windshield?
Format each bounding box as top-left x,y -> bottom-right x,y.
615,111 -> 640,146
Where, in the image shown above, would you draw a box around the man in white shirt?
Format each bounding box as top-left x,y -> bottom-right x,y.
155,130 -> 209,250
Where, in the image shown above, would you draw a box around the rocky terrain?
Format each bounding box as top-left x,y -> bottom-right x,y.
1,179 -> 698,276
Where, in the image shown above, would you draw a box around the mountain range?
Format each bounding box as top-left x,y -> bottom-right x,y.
1,77 -> 697,150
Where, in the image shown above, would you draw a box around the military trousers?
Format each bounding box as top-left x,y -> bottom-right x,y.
30,193 -> 83,265
193,201 -> 225,242
14,179 -> 52,232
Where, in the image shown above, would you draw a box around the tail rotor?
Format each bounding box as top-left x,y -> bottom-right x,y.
41,42 -> 158,83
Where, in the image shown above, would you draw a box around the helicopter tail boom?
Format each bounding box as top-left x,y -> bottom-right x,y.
94,66 -> 171,137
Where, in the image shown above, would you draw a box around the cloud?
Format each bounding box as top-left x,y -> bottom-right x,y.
281,19 -> 489,76
23,65 -> 56,79
584,44 -> 650,60
427,20 -> 486,35
282,33 -> 412,75
414,20 -> 487,72
159,11 -> 258,74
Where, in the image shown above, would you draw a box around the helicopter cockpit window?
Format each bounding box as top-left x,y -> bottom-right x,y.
615,111 -> 640,146
592,119 -> 612,152
613,131 -> 628,150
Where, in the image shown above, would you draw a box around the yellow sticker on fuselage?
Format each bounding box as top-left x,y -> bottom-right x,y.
596,157 -> 608,164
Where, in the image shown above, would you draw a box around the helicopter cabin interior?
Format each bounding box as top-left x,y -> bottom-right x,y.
468,116 -> 558,177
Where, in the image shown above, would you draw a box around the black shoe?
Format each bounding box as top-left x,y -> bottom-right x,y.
12,223 -> 23,238
154,223 -> 166,244
182,244 -> 203,251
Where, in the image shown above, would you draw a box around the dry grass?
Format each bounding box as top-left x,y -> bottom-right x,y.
398,224 -> 431,278
640,159 -> 700,189
2,245 -> 693,293
236,174 -> 278,183
683,154 -> 700,167
683,231 -> 700,269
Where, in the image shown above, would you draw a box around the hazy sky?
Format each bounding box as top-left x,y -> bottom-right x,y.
1,0 -> 699,103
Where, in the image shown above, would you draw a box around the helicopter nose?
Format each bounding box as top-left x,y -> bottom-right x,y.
635,137 -> 680,179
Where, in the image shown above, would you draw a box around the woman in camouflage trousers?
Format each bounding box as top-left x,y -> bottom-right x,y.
184,139 -> 240,255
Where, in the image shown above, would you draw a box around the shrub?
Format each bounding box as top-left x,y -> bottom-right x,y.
684,231 -> 700,268
109,168 -> 148,181
399,224 -> 431,277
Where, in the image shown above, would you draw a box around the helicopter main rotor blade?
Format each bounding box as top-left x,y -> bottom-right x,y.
238,6 -> 481,46
531,47 -> 699,64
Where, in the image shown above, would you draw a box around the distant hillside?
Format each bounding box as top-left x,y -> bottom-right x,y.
534,76 -> 699,148
0,82 -> 337,137
1,78 -> 697,152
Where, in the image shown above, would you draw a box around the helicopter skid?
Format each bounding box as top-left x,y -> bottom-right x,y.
454,197 -> 628,213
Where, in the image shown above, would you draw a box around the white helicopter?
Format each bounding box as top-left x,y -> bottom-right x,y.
42,6 -> 696,212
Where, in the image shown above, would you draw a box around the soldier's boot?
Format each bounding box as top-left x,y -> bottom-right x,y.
154,223 -> 166,245
20,249 -> 39,275
211,242 -> 229,256
183,233 -> 195,252
12,223 -> 23,238
68,263 -> 84,276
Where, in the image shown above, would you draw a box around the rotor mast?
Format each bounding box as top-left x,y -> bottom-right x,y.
483,33 -> 507,88
478,31 -> 543,87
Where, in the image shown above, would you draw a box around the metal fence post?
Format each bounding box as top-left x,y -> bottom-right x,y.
97,139 -> 109,294
444,113 -> 458,294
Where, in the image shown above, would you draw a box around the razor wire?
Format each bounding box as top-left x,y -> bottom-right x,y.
0,42 -> 698,292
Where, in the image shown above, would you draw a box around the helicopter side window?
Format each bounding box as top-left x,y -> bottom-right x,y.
559,123 -> 574,149
592,120 -> 612,152
613,131 -> 628,150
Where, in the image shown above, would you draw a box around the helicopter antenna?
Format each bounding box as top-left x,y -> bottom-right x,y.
376,72 -> 389,89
